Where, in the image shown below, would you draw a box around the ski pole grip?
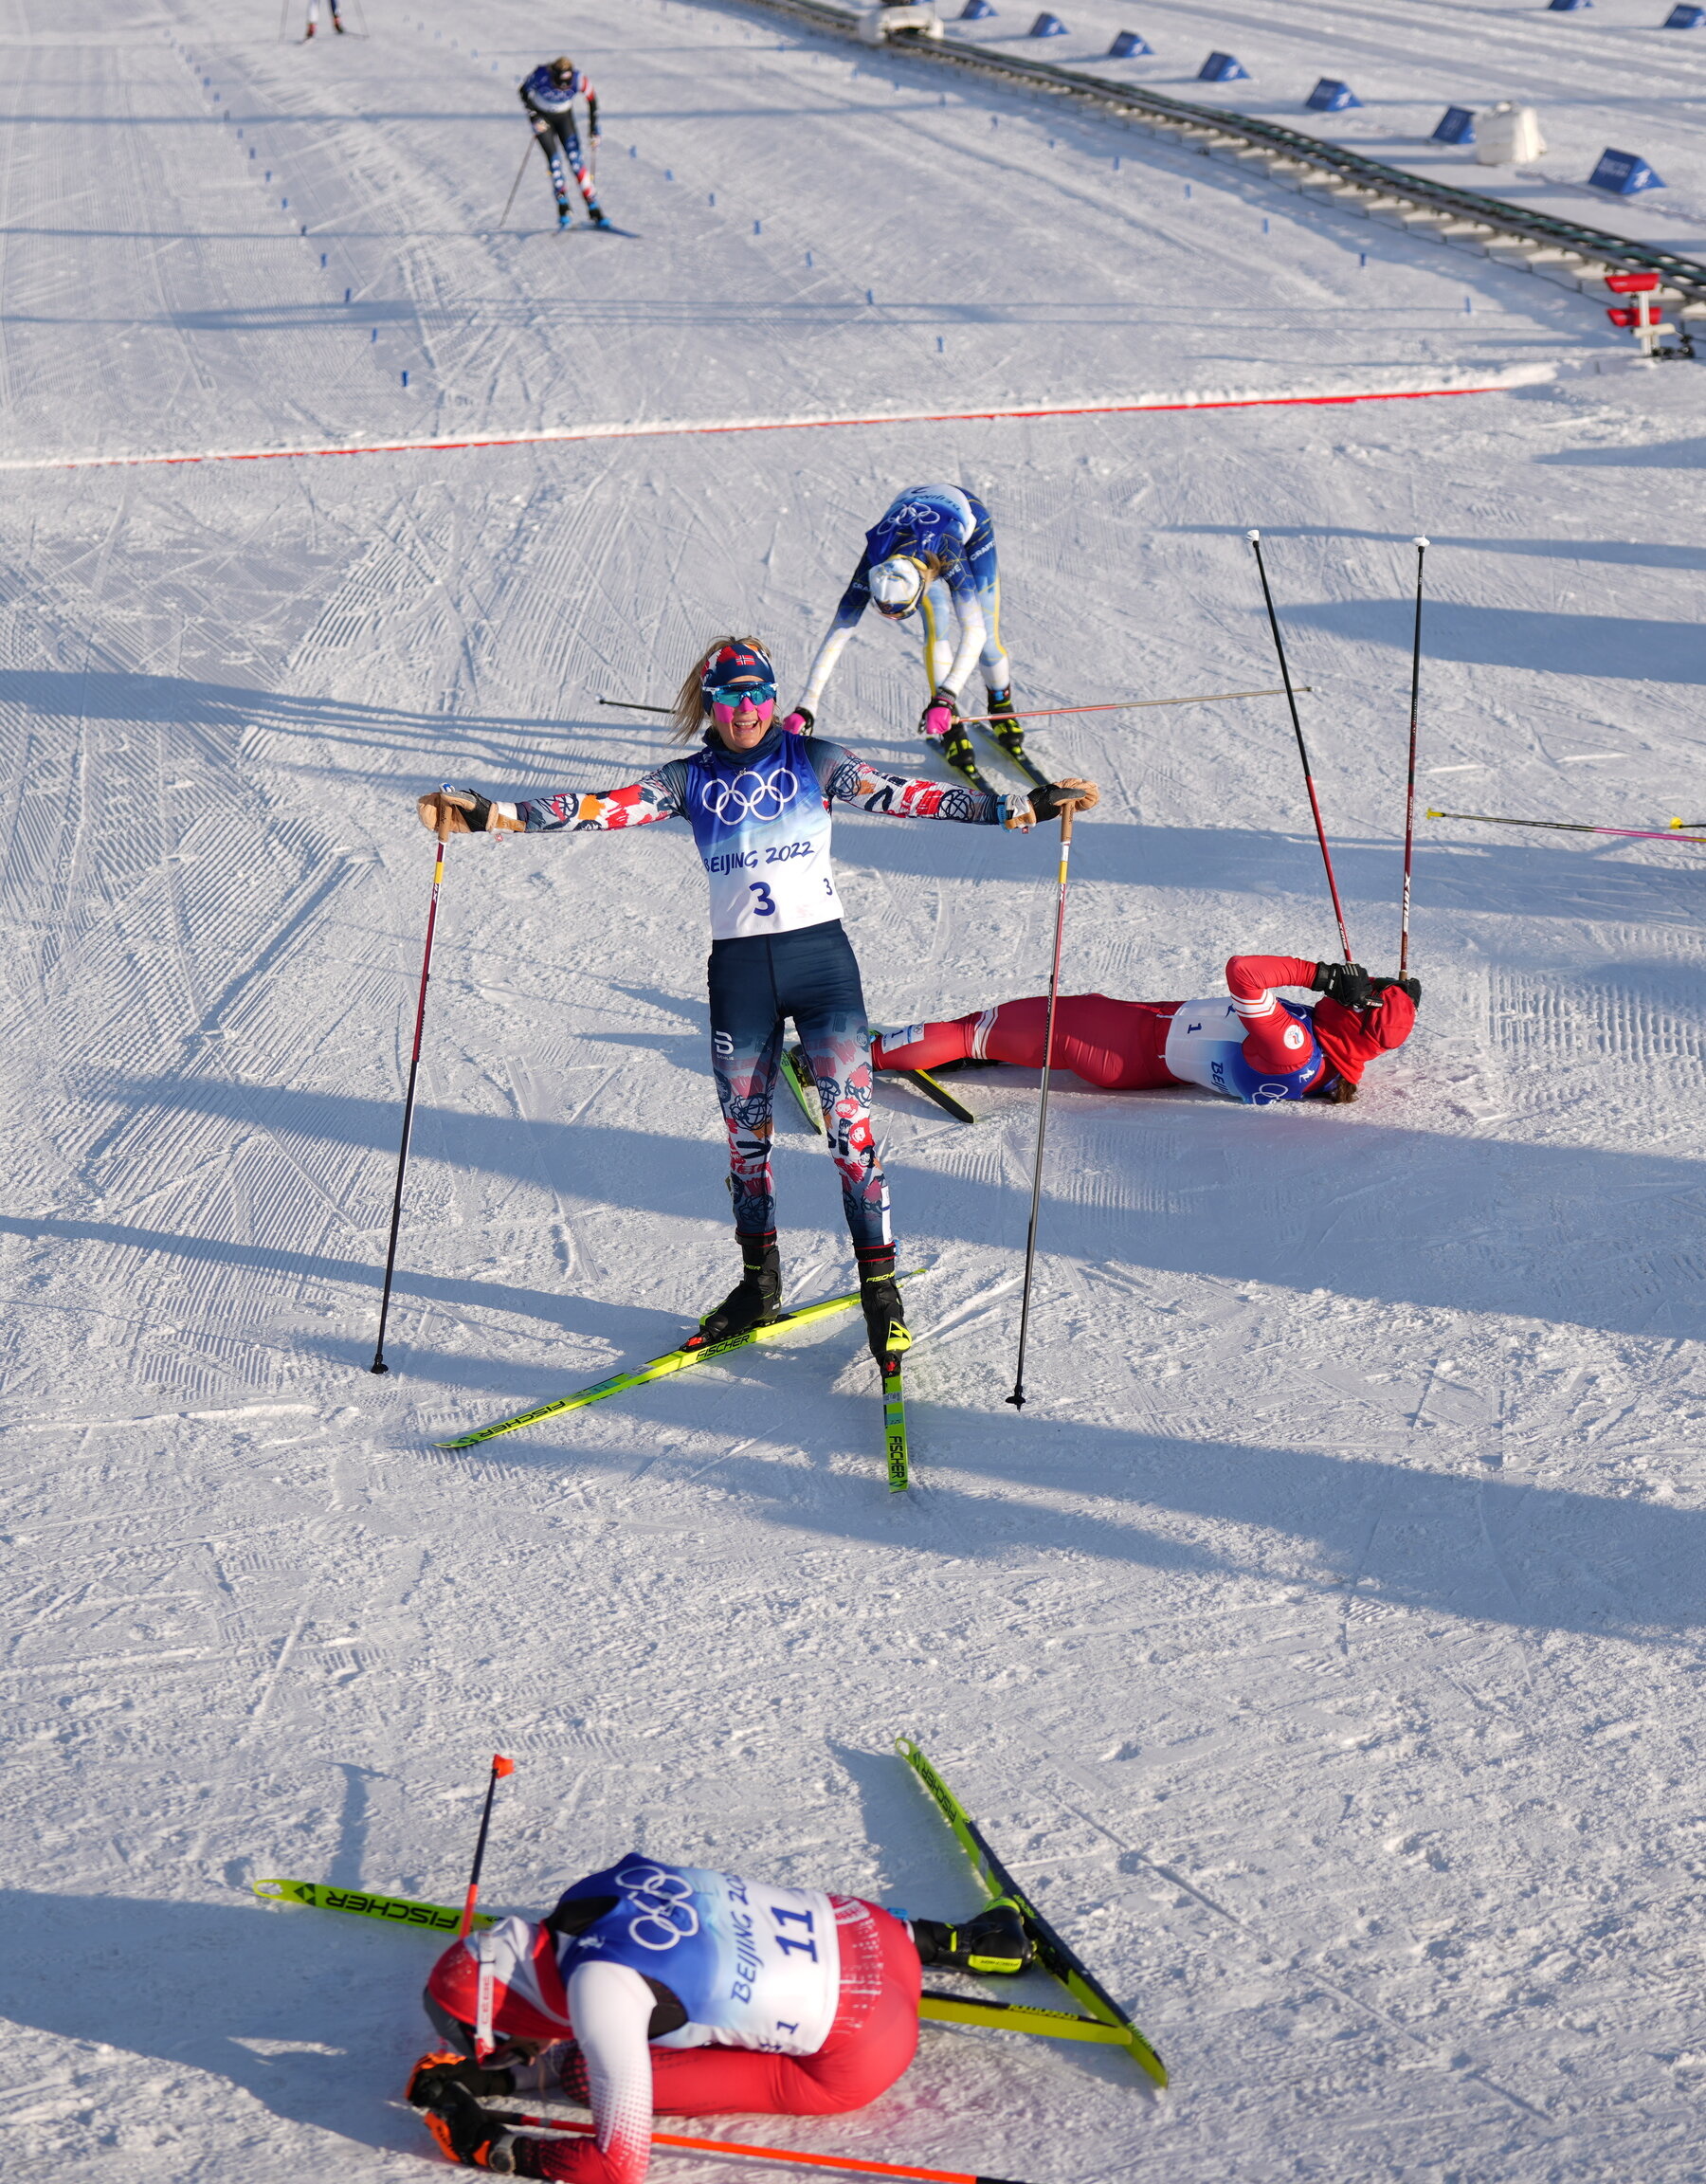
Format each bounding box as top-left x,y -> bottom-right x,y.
435,780 -> 456,845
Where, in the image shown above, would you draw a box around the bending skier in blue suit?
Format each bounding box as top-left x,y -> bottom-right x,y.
788,485 -> 1022,783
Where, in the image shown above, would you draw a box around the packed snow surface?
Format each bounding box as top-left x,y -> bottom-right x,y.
1,2 -> 1702,2179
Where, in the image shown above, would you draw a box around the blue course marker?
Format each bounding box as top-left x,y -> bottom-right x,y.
1588,146 -> 1665,193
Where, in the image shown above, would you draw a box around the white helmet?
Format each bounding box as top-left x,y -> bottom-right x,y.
868,555 -> 926,617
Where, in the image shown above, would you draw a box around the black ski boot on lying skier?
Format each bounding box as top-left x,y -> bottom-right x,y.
856,1248 -> 912,1370
912,1901 -> 1034,1975
687,1232 -> 781,1350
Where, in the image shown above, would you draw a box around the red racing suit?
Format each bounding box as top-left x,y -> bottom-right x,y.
871,956 -> 1416,1099
519,1901 -> 917,2184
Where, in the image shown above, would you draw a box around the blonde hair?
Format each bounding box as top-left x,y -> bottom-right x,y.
671,633 -> 774,741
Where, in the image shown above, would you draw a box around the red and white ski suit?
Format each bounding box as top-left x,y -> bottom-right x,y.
871,956 -> 1416,1095
502,1902 -> 919,2184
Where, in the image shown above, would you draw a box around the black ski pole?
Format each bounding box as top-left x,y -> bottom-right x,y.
372,787 -> 454,1374
1007,801 -> 1076,1412
1399,537 -> 1428,979
458,1753 -> 515,1938
498,141 -> 532,230
1245,530 -> 1354,966
596,695 -> 672,714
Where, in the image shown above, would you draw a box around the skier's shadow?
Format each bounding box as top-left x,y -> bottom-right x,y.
0,1886 -> 435,2157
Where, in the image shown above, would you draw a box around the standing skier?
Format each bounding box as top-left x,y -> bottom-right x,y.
872,955 -> 1420,1102
407,1855 -> 1032,2179
303,0 -> 346,33
788,486 -> 1020,784
416,637 -> 1097,1372
518,56 -> 608,230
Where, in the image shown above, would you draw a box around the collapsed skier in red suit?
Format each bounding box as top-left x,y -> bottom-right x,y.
404,1856 -> 1032,2179
871,956 -> 1419,1104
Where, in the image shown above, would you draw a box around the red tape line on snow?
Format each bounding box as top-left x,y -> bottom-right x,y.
2,381 -> 1529,474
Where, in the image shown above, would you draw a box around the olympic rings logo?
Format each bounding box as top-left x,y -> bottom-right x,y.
615,1863 -> 701,1952
699,768 -> 799,822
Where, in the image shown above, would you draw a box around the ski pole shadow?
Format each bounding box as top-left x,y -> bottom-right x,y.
443,1412 -> 1706,1647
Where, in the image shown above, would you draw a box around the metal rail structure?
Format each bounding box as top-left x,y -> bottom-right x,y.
716,0 -> 1706,322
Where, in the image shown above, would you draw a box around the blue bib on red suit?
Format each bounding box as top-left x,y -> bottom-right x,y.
1163,996 -> 1328,1103
549,1857 -> 843,2054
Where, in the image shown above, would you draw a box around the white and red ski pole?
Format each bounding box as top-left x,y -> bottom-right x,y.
1246,531 -> 1354,966
1399,537 -> 1428,979
372,787 -> 456,1375
956,683 -> 1308,725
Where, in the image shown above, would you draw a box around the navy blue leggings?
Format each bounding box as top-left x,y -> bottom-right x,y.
707,921 -> 890,1252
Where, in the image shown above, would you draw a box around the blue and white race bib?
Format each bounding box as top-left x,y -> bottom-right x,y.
552,1858 -> 842,2055
1164,996 -> 1324,1103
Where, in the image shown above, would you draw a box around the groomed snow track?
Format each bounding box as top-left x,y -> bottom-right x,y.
723,0 -> 1706,318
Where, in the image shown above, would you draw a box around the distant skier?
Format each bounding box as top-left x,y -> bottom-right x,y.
788,486 -> 1019,785
406,1856 -> 1032,2178
302,0 -> 345,33
416,637 -> 1097,1368
872,956 -> 1420,1103
519,56 -> 607,230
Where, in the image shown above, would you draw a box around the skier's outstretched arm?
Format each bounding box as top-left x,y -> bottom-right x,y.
417,768 -> 688,837
819,748 -> 1098,830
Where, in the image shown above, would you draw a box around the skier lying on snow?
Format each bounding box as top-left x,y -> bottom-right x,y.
872,957 -> 1420,1103
416,637 -> 1098,1371
406,1858 -> 1032,2178
789,485 -> 1019,785
518,56 -> 607,229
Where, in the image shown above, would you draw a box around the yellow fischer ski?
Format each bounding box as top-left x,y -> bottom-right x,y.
896,1740 -> 1169,2088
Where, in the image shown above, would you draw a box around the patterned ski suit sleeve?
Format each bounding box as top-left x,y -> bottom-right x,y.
518,762 -> 689,833
1225,955 -> 1324,1075
813,742 -> 1004,825
526,1962 -> 658,2184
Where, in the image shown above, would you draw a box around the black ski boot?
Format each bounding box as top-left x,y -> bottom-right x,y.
984,686 -> 1026,764
857,1249 -> 911,1369
912,1902 -> 1033,1975
589,206 -> 609,228
936,719 -> 982,784
688,1233 -> 781,1350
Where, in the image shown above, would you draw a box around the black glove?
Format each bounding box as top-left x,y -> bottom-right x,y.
408,2052 -> 517,2108
1370,975 -> 1422,1004
1312,960 -> 1373,1010
417,2080 -> 524,2173
1025,781 -> 1080,824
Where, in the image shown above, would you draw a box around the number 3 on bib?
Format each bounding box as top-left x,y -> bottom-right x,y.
749,881 -> 776,917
